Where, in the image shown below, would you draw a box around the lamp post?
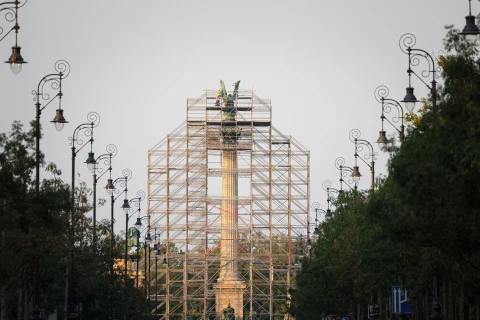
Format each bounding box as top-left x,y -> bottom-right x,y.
323,180 -> 342,217
70,112 -> 100,215
105,168 -> 132,250
33,59 -> 70,194
136,226 -> 140,289
133,215 -> 151,291
67,112 -> 100,319
349,129 -> 377,192
306,217 -> 313,258
152,228 -> 162,307
460,0 -> 480,43
293,234 -> 304,268
398,36 -> 445,320
311,202 -> 330,238
30,59 -> 70,320
90,144 -> 118,253
122,190 -> 145,319
334,157 -> 358,191
399,33 -> 440,113
375,85 -> 407,149
142,238 -> 149,296
1,0 -> 28,74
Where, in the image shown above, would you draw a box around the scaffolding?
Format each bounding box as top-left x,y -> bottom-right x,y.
148,87 -> 310,319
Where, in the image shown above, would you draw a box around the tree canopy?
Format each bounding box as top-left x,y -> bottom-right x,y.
289,27 -> 480,320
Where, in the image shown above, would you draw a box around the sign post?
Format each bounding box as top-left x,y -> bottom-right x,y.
368,304 -> 379,319
392,286 -> 413,314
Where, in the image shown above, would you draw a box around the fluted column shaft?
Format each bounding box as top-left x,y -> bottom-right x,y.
219,150 -> 239,281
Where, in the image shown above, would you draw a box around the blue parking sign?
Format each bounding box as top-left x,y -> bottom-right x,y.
392,286 -> 412,314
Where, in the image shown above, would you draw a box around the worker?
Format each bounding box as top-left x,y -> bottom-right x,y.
215,89 -> 221,106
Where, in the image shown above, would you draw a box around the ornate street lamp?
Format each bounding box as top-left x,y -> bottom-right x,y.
151,228 -> 162,306
306,217 -> 313,257
350,129 -> 377,191
311,202 -> 330,238
33,60 -> 70,194
143,231 -> 153,298
91,144 -> 118,252
106,169 -> 132,249
297,234 -> 304,259
123,190 -> 145,317
460,0 -> 480,43
132,215 -> 149,289
66,112 -> 100,319
399,33 -> 440,113
323,180 -> 342,217
70,112 -> 100,209
334,157 -> 358,191
29,59 -> 70,320
1,0 -> 28,74
375,85 -> 407,148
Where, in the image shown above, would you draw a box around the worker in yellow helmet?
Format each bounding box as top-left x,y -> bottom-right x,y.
215,89 -> 221,106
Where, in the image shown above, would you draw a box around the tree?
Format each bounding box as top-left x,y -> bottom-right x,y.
290,26 -> 480,320
0,121 -> 152,319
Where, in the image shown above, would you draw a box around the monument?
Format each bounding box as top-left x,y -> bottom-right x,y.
214,80 -> 246,320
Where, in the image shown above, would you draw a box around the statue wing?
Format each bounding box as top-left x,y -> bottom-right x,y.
220,80 -> 227,99
232,80 -> 241,99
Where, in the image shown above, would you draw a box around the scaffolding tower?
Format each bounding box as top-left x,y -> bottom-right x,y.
148,86 -> 310,319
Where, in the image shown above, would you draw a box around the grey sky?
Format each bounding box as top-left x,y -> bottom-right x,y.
0,0 -> 469,232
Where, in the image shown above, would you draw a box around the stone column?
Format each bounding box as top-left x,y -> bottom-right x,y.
214,150 -> 245,320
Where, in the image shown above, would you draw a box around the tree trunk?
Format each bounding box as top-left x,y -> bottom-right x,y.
378,293 -> 382,320
388,294 -> 392,320
459,281 -> 464,320
448,279 -> 454,320
443,279 -> 447,320
1,286 -> 7,320
23,279 -> 28,320
64,263 -> 69,320
425,294 -> 430,320
414,297 -> 419,320
476,300 -> 479,320
17,280 -> 23,320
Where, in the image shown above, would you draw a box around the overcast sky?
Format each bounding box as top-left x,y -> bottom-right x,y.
0,0 -> 471,233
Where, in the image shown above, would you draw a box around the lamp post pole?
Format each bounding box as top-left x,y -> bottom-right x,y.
136,230 -> 140,289
152,228 -> 162,309
306,218 -> 313,258
132,216 -> 151,290
1,0 -> 28,74
122,190 -> 145,320
67,112 -> 99,319
153,228 -> 161,306
144,240 -> 147,295
148,238 -> 151,300
349,129 -> 377,192
399,34 -> 445,320
91,144 -> 117,253
30,59 -> 70,320
155,238 -> 159,306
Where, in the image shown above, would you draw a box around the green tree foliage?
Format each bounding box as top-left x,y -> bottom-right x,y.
0,121 -> 150,319
290,28 -> 480,320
